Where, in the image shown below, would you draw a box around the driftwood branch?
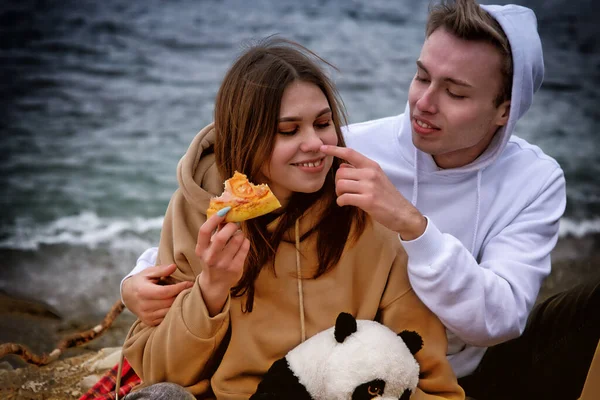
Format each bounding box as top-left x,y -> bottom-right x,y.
0,299 -> 125,366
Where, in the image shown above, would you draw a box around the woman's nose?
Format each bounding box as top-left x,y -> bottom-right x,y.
300,129 -> 323,152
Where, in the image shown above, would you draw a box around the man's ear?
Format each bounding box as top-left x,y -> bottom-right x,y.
495,100 -> 511,127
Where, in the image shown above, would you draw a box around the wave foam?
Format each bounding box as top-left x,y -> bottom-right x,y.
559,217 -> 600,238
1,213 -> 598,250
0,211 -> 163,250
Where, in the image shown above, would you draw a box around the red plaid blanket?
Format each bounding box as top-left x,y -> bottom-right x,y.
79,358 -> 141,400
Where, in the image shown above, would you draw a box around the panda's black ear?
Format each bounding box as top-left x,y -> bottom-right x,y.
334,312 -> 357,343
398,330 -> 423,355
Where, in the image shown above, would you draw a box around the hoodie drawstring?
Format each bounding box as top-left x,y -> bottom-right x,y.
114,350 -> 124,400
471,170 -> 482,255
295,218 -> 307,343
411,148 -> 419,207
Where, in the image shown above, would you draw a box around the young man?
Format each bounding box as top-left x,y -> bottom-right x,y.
121,1 -> 598,398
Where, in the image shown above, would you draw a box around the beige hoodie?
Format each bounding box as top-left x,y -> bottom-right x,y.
123,124 -> 464,399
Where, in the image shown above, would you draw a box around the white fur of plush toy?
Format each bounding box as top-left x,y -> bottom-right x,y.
251,312 -> 423,400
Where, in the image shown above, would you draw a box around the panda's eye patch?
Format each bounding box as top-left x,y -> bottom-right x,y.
352,379 -> 386,399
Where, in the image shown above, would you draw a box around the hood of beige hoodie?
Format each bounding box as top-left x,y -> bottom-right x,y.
177,122 -> 225,214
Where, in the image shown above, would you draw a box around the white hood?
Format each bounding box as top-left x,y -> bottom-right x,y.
478,3 -> 545,169
398,3 -> 545,175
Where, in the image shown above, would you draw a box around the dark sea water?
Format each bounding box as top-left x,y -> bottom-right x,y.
0,0 -> 599,321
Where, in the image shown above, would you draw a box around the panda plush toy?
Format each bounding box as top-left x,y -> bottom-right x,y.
251,312 -> 423,400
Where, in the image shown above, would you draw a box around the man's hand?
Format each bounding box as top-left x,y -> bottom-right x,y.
122,264 -> 193,326
321,145 -> 427,240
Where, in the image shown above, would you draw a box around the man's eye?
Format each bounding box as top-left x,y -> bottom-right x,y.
447,90 -> 466,99
415,75 -> 429,83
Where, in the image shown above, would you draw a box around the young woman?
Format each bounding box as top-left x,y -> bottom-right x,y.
122,38 -> 464,400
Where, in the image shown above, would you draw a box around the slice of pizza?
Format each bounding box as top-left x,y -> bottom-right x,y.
207,171 -> 282,222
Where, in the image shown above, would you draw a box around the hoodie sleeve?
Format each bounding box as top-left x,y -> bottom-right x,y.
122,184 -> 232,391
122,132 -> 229,391
123,277 -> 231,391
402,166 -> 566,347
380,246 -> 465,400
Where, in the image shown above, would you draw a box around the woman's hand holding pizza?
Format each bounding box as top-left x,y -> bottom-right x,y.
196,207 -> 250,316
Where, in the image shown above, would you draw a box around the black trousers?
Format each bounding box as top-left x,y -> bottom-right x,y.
458,277 -> 600,400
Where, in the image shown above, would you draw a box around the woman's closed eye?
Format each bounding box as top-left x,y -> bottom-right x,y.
278,119 -> 331,136
315,120 -> 331,129
278,127 -> 298,136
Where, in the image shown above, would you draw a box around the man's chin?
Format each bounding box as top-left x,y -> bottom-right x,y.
412,134 -> 437,156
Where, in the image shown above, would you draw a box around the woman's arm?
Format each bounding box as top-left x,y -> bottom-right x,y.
123,192 -> 248,390
123,278 -> 231,389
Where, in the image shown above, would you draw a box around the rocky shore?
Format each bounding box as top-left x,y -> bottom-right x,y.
0,234 -> 598,399
0,292 -> 135,399
0,347 -> 123,400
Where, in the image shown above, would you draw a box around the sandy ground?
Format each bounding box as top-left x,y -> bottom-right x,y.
0,351 -> 106,400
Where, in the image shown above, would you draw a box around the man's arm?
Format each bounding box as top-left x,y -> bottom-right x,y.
403,168 -> 566,345
120,247 -> 159,299
321,145 -> 566,346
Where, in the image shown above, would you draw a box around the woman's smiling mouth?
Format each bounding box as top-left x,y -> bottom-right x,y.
293,158 -> 324,168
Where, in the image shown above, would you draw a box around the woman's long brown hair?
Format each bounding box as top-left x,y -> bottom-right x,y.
214,37 -> 367,312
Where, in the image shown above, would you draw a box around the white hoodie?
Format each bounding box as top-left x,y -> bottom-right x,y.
343,4 -> 566,377
125,4 -> 566,379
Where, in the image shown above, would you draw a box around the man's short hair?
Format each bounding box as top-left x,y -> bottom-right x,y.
426,0 -> 513,106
